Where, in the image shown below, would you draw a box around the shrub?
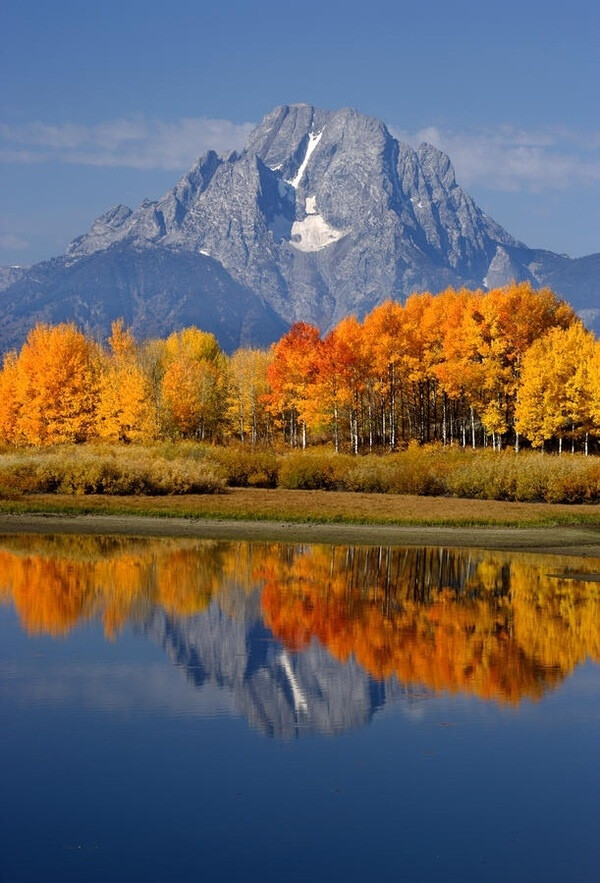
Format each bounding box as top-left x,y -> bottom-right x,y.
205,447 -> 280,488
0,446 -> 225,496
278,451 -> 354,490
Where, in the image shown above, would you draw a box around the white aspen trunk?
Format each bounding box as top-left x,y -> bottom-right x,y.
334,403 -> 339,454
442,394 -> 447,447
302,421 -> 306,450
585,432 -> 589,456
390,364 -> 396,451
515,431 -> 519,453
470,407 -> 476,449
251,404 -> 257,450
558,436 -> 562,455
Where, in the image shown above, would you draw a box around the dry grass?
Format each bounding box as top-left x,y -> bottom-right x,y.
0,443 -> 600,510
0,487 -> 598,527
0,445 -> 224,495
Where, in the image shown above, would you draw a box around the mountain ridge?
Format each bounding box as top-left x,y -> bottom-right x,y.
1,102 -> 598,351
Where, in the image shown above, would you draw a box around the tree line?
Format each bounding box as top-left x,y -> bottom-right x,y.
0,282 -> 598,452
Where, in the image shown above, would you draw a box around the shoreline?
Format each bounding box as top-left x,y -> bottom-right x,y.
1,512 -> 599,557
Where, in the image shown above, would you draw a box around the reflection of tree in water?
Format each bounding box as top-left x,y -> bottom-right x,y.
259,545 -> 600,703
0,535 -> 241,637
0,535 -> 598,709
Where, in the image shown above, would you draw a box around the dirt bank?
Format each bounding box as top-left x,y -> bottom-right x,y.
0,511 -> 599,558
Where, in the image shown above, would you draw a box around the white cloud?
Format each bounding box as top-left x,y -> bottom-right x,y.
0,233 -> 30,250
2,113 -> 599,197
392,124 -> 600,192
0,115 -> 255,170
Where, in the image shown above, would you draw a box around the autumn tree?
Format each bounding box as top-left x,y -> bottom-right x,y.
305,317 -> 370,452
160,327 -> 227,439
469,284 -> 575,448
266,322 -> 321,448
516,322 -> 597,451
226,348 -> 272,446
0,351 -> 20,444
8,323 -> 100,445
362,301 -> 406,449
589,340 -> 600,440
96,320 -> 158,443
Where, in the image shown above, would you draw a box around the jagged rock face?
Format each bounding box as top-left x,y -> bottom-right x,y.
0,246 -> 287,353
1,102 -> 598,350
0,265 -> 27,292
66,104 -> 524,328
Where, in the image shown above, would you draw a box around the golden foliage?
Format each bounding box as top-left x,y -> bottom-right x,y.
5,324 -> 100,445
0,283 -> 596,454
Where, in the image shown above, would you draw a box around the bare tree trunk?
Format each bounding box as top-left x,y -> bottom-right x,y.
442,393 -> 447,447
333,403 -> 339,454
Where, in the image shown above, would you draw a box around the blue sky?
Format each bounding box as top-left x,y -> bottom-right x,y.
1,0 -> 599,266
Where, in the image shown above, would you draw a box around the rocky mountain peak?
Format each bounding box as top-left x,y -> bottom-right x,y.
1,103 -> 597,352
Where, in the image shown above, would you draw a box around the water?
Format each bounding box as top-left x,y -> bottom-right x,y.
1,534 -> 598,882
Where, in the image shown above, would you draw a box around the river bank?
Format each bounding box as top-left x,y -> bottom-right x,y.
0,487 -> 598,556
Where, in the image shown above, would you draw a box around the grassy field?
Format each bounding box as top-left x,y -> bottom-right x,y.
0,487 -> 598,528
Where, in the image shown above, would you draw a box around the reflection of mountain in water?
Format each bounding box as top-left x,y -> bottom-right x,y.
145,595 -> 410,738
2,535 -> 599,736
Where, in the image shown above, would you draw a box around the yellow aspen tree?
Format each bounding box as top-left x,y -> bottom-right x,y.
588,340 -> 600,435
0,352 -> 20,444
160,328 -> 227,439
12,323 -> 100,445
476,284 -> 576,448
226,348 -> 271,446
515,323 -> 596,451
96,320 -> 158,443
362,301 -> 406,449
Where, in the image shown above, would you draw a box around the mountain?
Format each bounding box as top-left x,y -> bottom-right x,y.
1,103 -> 598,351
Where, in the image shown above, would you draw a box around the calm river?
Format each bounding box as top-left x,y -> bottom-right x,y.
1,534 -> 599,881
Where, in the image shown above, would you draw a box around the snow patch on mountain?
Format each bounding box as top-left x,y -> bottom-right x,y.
290,212 -> 347,252
286,130 -> 323,189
